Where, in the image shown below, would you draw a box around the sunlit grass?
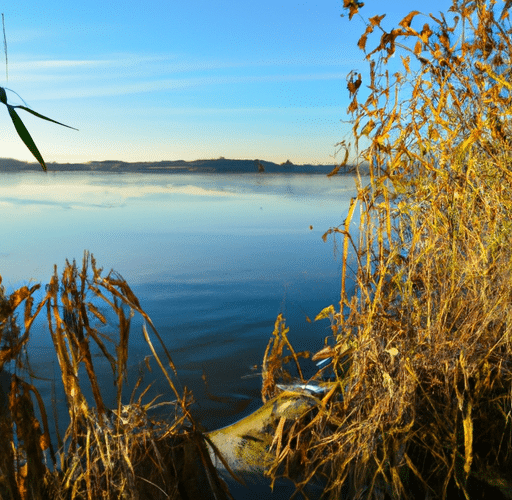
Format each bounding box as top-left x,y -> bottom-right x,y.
262,1 -> 512,498
0,252 -> 236,499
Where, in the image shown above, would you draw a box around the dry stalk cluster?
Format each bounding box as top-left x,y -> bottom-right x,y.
262,1 -> 512,498
0,252 -> 231,500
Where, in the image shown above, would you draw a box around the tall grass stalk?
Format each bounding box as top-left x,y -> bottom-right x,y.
0,252 -> 231,499
262,1 -> 512,498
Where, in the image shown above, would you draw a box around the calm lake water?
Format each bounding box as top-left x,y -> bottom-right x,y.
0,171 -> 359,440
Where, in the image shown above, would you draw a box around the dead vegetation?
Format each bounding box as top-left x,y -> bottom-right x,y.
0,252 -> 233,500
261,1 -> 512,498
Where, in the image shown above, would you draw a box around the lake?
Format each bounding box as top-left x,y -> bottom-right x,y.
0,170 -> 358,443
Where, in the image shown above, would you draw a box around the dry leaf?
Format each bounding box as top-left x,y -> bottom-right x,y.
398,11 -> 420,29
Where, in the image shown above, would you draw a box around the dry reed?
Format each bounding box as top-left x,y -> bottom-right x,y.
0,251 -> 232,499
262,1 -> 512,498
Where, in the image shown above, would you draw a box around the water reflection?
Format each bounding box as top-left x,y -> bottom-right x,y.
0,171 -> 359,435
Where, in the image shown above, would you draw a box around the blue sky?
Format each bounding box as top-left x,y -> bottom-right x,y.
2,0 -> 452,164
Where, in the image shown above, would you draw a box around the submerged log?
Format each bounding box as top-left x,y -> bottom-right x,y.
206,389 -> 326,499
207,390 -> 317,478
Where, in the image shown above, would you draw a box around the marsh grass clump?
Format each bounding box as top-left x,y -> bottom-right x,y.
263,1 -> 512,498
0,252 -> 231,500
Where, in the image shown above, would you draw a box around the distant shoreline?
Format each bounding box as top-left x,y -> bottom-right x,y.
0,157 -> 362,175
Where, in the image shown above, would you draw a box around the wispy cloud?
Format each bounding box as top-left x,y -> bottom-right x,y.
11,53 -> 361,73
119,105 -> 347,116
1,49 -> 360,104
18,71 -> 349,100
10,54 -> 176,71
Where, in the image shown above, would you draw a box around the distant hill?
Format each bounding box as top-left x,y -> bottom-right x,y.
0,157 -> 360,174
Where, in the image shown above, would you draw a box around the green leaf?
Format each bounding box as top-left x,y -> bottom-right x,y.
13,105 -> 78,130
7,104 -> 46,171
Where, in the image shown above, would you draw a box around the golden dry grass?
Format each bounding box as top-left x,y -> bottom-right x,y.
261,1 -> 512,498
0,252 -> 233,500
